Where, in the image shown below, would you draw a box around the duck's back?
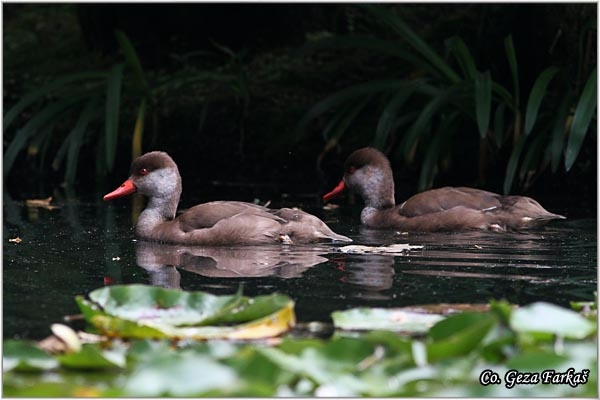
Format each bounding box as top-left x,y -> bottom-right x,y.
398,187 -> 502,217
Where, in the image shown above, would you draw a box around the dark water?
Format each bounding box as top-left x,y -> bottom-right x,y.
3,192 -> 597,340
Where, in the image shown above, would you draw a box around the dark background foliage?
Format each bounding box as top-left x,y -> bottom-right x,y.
3,3 -> 596,216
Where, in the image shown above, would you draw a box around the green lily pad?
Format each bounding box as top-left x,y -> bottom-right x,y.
76,285 -> 295,340
2,340 -> 59,372
87,284 -> 246,326
426,312 -> 497,362
332,307 -> 444,333
510,302 -> 596,339
57,342 -> 126,370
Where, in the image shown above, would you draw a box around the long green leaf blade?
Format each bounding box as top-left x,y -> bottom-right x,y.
475,70 -> 492,138
373,86 -> 419,149
402,84 -> 463,159
65,98 -> 101,185
296,79 -> 425,138
418,112 -> 460,191
503,132 -> 527,194
504,35 -> 520,108
105,63 -> 124,171
565,67 -> 597,171
524,66 -> 560,136
446,36 -> 477,80
115,30 -> 149,93
363,4 -> 460,83
3,97 -> 85,175
3,72 -> 106,131
548,94 -> 572,172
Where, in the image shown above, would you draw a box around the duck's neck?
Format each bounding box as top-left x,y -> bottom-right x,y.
354,166 -> 396,210
136,176 -> 182,237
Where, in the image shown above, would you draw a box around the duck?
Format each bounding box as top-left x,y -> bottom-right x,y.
104,151 -> 351,245
323,147 -> 565,232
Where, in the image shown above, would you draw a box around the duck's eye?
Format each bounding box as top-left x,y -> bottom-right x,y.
347,166 -> 357,174
139,168 -> 149,175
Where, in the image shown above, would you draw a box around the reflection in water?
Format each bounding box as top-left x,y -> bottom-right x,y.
135,241 -> 329,288
335,254 -> 395,300
2,192 -> 596,339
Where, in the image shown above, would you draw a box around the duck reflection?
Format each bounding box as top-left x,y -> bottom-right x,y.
337,254 -> 395,300
135,241 -> 329,288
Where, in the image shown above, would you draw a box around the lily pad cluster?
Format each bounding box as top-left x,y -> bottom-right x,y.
3,285 -> 597,397
76,284 -> 295,340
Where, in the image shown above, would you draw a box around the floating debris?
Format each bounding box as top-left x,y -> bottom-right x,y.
8,237 -> 22,244
337,243 -> 423,254
25,196 -> 59,210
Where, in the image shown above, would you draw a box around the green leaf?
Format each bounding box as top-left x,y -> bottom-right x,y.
548,94 -> 572,172
57,343 -> 126,370
503,132 -> 528,194
64,98 -> 101,185
115,30 -> 149,93
322,95 -> 372,145
104,63 -> 124,171
77,285 -> 295,340
297,79 -> 425,137
524,66 -> 560,135
332,307 -> 444,333
506,350 -> 569,371
518,133 -> 546,181
427,312 -> 497,362
373,87 -> 417,149
565,67 -> 597,171
446,36 -> 477,79
3,96 -> 86,175
492,102 -> 507,147
300,35 -> 423,66
364,4 -> 460,83
475,70 -> 492,138
510,302 -> 596,339
402,84 -> 464,159
87,284 -> 245,326
3,71 -> 106,131
124,351 -> 238,396
504,35 -> 520,107
131,98 -> 147,159
418,112 -> 460,190
2,340 -> 58,372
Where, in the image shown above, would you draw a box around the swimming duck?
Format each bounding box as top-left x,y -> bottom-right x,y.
323,147 -> 565,232
104,151 -> 351,245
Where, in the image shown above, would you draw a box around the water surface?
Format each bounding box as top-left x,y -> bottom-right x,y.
3,192 -> 596,339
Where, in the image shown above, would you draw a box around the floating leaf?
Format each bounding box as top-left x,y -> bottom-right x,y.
337,243 -> 423,254
76,285 -> 295,340
124,351 -> 238,397
427,312 -> 497,362
57,343 -> 126,370
332,307 -> 444,333
2,340 -> 59,372
509,302 -> 596,339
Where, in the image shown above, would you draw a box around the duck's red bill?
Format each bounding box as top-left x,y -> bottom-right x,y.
322,180 -> 346,202
103,179 -> 137,201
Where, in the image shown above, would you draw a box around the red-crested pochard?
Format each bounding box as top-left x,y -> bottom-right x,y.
323,147 -> 565,232
104,151 -> 351,245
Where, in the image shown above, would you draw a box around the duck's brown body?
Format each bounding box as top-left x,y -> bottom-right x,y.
104,151 -> 351,245
323,147 -> 565,232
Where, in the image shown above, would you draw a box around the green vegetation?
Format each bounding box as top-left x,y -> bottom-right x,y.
3,285 -> 597,397
3,28 -> 247,186
297,4 -> 597,193
3,4 -> 595,197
